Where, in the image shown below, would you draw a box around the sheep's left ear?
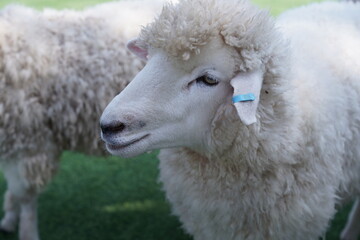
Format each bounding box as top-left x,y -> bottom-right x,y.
230,69 -> 263,125
127,38 -> 148,61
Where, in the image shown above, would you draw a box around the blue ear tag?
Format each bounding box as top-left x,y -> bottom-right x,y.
232,93 -> 256,103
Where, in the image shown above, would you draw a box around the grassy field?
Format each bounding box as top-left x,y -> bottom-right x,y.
0,0 -> 353,240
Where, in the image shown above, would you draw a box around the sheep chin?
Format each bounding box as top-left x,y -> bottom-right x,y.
105,134 -> 151,158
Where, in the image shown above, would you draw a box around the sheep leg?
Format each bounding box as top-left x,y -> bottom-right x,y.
341,198 -> 360,240
0,190 -> 20,232
0,161 -> 41,240
18,192 -> 39,240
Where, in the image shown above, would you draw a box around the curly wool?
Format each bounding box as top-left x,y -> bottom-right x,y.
0,2 -> 154,189
139,0 -> 360,239
139,0 -> 276,68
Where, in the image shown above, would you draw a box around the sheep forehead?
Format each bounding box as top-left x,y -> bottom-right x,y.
147,37 -> 236,82
139,0 -> 272,61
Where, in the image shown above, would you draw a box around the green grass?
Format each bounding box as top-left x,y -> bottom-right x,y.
0,0 -> 111,9
0,0 -> 353,240
0,151 -> 192,240
254,0 -> 329,15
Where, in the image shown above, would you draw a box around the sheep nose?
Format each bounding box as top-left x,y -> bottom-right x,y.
100,121 -> 126,136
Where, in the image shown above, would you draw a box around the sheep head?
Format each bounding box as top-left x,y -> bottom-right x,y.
100,0 -> 287,158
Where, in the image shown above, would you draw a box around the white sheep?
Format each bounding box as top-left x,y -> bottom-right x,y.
0,1 -> 165,240
100,0 -> 360,239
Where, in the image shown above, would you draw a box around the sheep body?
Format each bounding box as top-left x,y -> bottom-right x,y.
277,0 -> 360,199
0,3 -> 144,186
0,1 -> 163,239
101,0 -> 360,239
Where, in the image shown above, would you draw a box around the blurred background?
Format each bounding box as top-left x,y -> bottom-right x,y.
0,0 -> 351,240
0,0 -> 331,14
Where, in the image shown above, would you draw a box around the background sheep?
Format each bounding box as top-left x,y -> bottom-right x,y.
100,0 -> 360,239
0,1 -> 165,240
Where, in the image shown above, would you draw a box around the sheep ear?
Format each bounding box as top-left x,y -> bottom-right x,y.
127,39 -> 148,61
230,70 -> 263,125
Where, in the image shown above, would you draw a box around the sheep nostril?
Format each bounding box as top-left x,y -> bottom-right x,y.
101,121 -> 126,136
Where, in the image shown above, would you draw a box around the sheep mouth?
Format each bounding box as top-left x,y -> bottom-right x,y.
106,134 -> 150,151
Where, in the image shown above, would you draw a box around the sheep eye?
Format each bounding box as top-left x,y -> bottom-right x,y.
195,75 -> 219,86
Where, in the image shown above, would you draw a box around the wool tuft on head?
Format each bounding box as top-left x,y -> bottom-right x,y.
136,0 -> 277,67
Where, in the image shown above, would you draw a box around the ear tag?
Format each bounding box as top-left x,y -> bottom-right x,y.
232,93 -> 256,103
230,70 -> 263,125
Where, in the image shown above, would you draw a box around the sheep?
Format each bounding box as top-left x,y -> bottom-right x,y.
0,1 -> 166,240
100,0 -> 360,239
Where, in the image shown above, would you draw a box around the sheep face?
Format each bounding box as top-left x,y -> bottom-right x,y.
100,0 -> 278,158
100,37 -> 262,157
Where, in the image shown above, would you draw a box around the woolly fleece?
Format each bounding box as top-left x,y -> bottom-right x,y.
0,2 -> 150,188
136,0 -> 360,239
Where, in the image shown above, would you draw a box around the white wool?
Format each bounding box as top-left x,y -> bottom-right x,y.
83,0 -> 172,39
